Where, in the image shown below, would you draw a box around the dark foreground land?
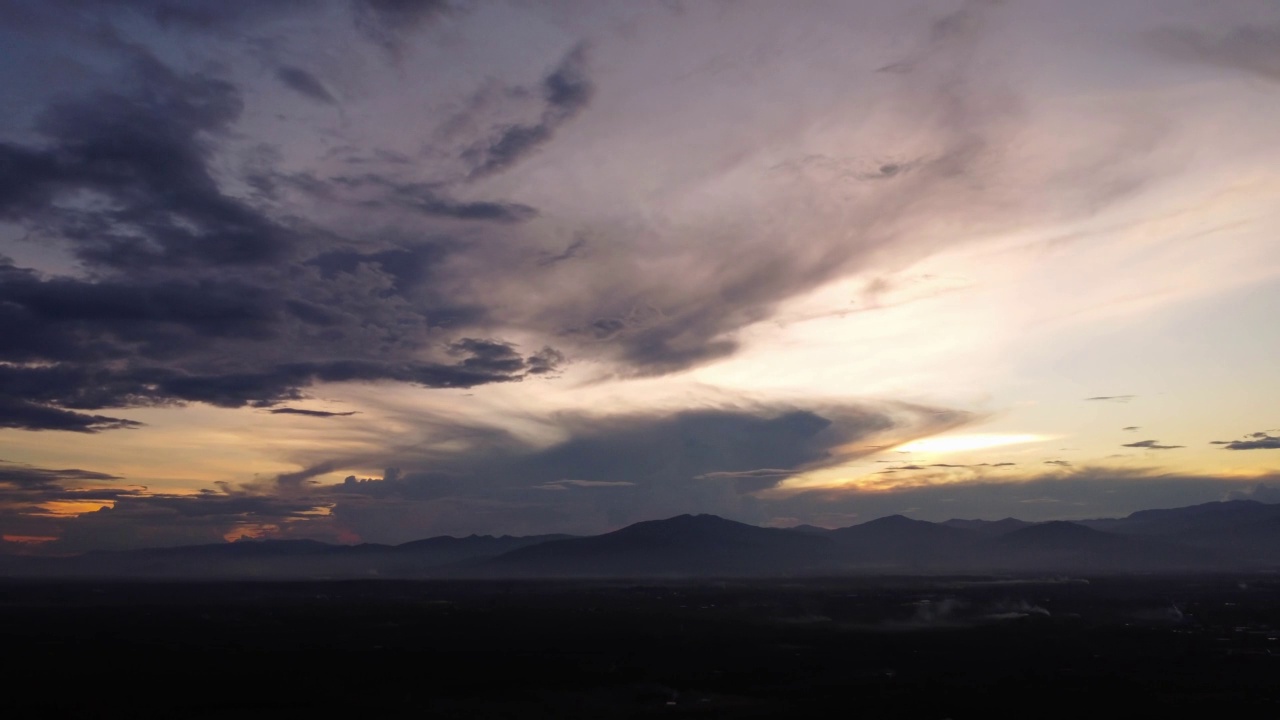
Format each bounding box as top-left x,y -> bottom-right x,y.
5,575 -> 1280,718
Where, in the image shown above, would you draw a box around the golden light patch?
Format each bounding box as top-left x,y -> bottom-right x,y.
32,500 -> 115,517
2,534 -> 58,545
223,523 -> 281,542
893,433 -> 1049,454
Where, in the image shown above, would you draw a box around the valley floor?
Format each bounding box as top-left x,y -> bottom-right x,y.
5,574 -> 1280,717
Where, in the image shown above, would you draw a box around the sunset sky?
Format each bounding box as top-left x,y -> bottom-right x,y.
2,0 -> 1279,553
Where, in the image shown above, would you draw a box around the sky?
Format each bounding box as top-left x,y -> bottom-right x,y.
2,0 -> 1280,553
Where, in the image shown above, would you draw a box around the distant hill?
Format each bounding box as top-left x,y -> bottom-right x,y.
1081,499 -> 1280,536
0,534 -> 571,580
942,517 -> 1032,536
827,515 -> 985,570
479,514 -> 833,578
5,499 -> 1280,579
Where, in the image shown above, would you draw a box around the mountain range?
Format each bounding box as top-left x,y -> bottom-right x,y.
6,499 -> 1280,579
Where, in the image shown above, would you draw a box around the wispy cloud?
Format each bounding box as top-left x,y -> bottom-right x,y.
1212,432 -> 1280,450
1122,439 -> 1184,450
268,408 -> 360,418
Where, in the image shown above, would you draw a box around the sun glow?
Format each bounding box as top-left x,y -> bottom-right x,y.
892,434 -> 1050,454
32,500 -> 115,517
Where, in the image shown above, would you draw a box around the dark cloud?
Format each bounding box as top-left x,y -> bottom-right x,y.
276,66 -> 336,104
535,479 -> 636,491
1044,460 -> 1071,467
268,408 -> 360,418
1151,23 -> 1280,84
308,174 -> 538,223
463,43 -> 594,178
87,1 -> 311,32
0,43 -> 562,431
1123,426 -> 1140,431
1213,432 -> 1280,450
0,398 -> 141,433
1122,440 -> 1184,450
1226,482 -> 1280,504
0,56 -> 295,271
1085,395 -> 1136,402
0,257 -> 560,426
538,236 -> 587,267
0,461 -> 121,490
45,491 -> 331,553
769,466 -> 1280,527
695,469 -> 800,481
312,402 -> 967,543
0,455 -> 335,554
1,0 -> 1198,399
352,0 -> 455,56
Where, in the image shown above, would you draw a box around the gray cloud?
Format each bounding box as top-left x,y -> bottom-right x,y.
1226,482 -> 1280,503
768,466 -> 1280,527
0,41 -> 562,430
1122,439 -> 1184,450
296,173 -> 538,223
307,401 -> 970,542
0,397 -> 142,433
352,0 -> 455,57
538,236 -> 588,267
462,43 -> 594,179
0,55 -> 291,271
0,461 -> 121,490
1152,23 -> 1280,84
1086,395 -> 1136,402
1212,432 -> 1280,450
1,0 -> 1181,410
276,66 -> 337,104
268,408 -> 360,418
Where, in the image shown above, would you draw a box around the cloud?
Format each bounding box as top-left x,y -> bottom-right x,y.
1151,23 -> 1280,84
538,236 -> 587,267
0,461 -> 121,490
268,408 -> 360,418
276,66 -> 336,104
304,401 -> 967,543
0,397 -> 142,433
535,479 -> 637,491
768,466 -> 1280,526
462,43 -> 594,179
352,0 -> 455,57
1123,426 -> 1140,431
0,323 -> 557,430
1086,395 -> 1136,403
695,468 -> 799,481
0,54 -> 290,271
0,455 -> 336,553
47,491 -> 331,553
1044,460 -> 1071,467
0,40 -> 565,432
1212,432 -> 1280,450
1121,440 -> 1184,450
1225,483 -> 1280,504
296,173 -> 538,223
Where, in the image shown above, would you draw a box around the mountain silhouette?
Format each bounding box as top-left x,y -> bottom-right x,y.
827,515 -> 985,570
991,521 -> 1216,572
942,517 -> 1032,536
479,514 -> 833,577
5,499 -> 1280,579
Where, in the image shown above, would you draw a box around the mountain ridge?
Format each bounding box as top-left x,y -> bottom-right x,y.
5,499 -> 1279,578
